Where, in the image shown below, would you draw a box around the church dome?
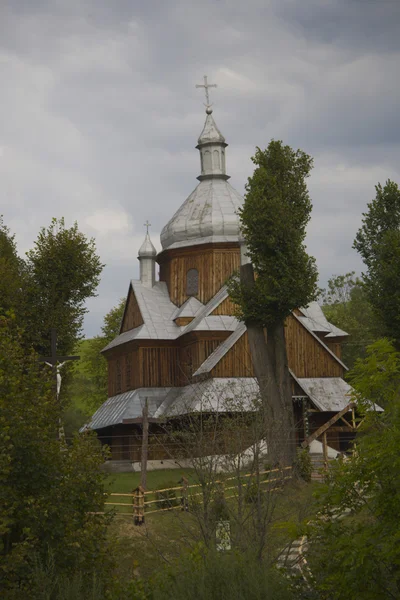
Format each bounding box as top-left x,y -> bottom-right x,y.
138,232 -> 157,257
160,108 -> 243,251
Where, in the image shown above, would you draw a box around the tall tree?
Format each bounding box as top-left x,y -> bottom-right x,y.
306,339 -> 400,598
25,217 -> 104,358
354,180 -> 400,347
0,217 -> 26,319
0,316 -> 111,596
229,141 -> 318,465
320,272 -> 381,369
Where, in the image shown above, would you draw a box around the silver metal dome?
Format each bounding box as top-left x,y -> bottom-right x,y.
138,232 -> 157,257
161,179 -> 243,250
160,110 -> 243,251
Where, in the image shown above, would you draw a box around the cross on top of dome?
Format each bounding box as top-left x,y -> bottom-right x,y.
196,75 -> 217,113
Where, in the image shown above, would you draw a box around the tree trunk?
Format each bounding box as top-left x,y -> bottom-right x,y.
269,321 -> 296,465
240,264 -> 283,464
240,263 -> 296,466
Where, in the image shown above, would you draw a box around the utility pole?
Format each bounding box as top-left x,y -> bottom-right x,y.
140,399 -> 149,490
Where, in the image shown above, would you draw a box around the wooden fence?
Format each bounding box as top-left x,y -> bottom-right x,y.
104,467 -> 292,524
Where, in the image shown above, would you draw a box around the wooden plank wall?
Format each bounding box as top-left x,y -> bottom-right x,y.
158,244 -> 241,306
211,332 -> 253,378
179,338 -> 223,384
108,315 -> 344,395
211,319 -> 344,379
141,347 -> 180,387
211,296 -> 237,315
121,289 -> 144,332
285,315 -> 344,378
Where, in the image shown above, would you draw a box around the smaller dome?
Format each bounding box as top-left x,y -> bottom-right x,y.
138,232 -> 156,258
197,111 -> 226,145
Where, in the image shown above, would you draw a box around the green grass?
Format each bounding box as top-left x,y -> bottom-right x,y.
107,475 -> 319,580
105,468 -> 197,494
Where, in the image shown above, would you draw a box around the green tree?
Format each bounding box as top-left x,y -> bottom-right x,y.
229,141 -> 318,465
306,339 -> 400,599
69,298 -> 125,419
0,316 -> 111,598
25,217 -> 104,358
0,217 -> 27,319
354,180 -> 400,347
320,272 -> 381,369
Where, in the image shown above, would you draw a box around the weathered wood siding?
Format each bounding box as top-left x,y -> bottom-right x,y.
211,318 -> 344,379
211,332 -> 253,378
108,346 -> 179,394
285,315 -> 344,378
158,243 -> 241,306
121,288 -> 143,332
179,334 -> 229,384
324,341 -> 343,361
140,347 -> 180,387
210,295 -> 237,316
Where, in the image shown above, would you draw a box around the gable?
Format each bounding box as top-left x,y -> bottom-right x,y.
207,315 -> 345,380
120,286 -> 144,333
285,314 -> 345,378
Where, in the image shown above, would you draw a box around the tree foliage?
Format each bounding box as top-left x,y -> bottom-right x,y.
230,141 -> 318,326
320,272 -> 381,369
69,298 -> 125,417
353,180 -> 400,347
228,141 -> 318,466
306,339 -> 400,599
0,316 -> 111,597
25,217 -> 104,357
0,217 -> 27,320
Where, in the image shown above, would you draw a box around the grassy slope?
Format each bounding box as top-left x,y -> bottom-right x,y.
108,476 -> 318,580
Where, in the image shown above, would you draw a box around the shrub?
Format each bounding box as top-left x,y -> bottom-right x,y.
294,448 -> 312,482
150,546 -> 294,600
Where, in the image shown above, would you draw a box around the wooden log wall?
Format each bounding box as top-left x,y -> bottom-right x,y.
158,243 -> 241,306
121,288 -> 144,332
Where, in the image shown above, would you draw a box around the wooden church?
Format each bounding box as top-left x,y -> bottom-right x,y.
85,99 -> 355,465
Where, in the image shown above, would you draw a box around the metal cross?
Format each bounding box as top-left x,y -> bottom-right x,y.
144,220 -> 151,234
196,75 -> 217,107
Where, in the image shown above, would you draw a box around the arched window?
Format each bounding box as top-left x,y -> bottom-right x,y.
213,149 -> 221,170
186,268 -> 199,296
203,150 -> 212,172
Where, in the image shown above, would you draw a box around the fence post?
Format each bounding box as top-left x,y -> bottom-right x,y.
180,476 -> 189,512
322,432 -> 328,471
133,485 -> 145,526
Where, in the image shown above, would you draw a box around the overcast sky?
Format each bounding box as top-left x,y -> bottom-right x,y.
1,0 -> 399,337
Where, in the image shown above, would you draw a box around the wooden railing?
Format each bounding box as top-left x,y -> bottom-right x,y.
104,467 -> 292,524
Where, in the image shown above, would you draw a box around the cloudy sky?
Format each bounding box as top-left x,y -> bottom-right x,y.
1,0 -> 399,337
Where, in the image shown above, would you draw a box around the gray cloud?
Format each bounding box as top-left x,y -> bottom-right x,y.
0,0 -> 399,336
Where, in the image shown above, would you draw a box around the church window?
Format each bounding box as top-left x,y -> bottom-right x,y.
186,268 -> 199,296
213,149 -> 221,170
203,150 -> 212,171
